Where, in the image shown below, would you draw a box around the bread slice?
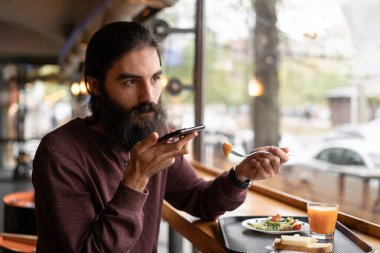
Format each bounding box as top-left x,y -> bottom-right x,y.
280,235 -> 317,247
273,235 -> 333,253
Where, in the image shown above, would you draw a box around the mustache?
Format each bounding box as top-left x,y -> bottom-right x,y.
129,102 -> 162,117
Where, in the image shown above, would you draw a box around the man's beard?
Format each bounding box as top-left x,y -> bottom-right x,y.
100,94 -> 168,151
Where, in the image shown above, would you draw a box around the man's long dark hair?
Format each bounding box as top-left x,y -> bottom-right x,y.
84,21 -> 161,124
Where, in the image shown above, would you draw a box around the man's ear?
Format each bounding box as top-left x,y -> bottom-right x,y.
87,77 -> 101,96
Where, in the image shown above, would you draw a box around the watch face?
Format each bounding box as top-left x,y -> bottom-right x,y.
242,179 -> 252,189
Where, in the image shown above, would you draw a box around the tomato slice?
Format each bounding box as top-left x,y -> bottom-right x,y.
270,214 -> 282,222
292,223 -> 302,230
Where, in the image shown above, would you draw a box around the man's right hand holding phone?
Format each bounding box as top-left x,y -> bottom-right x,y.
122,131 -> 198,192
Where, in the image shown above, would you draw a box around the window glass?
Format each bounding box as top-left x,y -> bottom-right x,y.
158,0 -> 380,225
315,148 -> 344,164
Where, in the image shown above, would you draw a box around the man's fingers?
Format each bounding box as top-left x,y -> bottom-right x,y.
260,158 -> 275,176
178,131 -> 198,144
266,146 -> 289,163
131,131 -> 196,174
280,147 -> 289,153
133,132 -> 159,153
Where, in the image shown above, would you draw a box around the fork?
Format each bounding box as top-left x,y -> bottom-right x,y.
223,142 -> 292,158
230,149 -> 294,158
223,142 -> 272,158
229,149 -> 272,157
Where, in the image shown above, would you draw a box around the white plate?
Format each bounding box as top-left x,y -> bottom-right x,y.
241,218 -> 309,235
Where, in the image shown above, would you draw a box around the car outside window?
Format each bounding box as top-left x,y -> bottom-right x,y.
315,148 -> 344,165
341,149 -> 365,166
369,153 -> 380,168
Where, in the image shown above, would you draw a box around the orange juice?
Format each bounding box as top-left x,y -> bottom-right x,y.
307,203 -> 338,235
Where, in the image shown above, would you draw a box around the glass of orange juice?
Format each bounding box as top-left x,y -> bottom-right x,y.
307,202 -> 339,241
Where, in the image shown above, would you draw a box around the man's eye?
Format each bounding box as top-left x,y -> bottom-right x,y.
152,75 -> 161,82
125,79 -> 138,86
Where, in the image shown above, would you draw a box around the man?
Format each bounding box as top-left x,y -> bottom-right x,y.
32,21 -> 289,253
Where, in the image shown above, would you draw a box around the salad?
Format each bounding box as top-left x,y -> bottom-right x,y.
247,214 -> 303,231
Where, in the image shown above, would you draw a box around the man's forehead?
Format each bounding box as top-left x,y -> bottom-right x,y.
121,47 -> 159,61
110,48 -> 161,76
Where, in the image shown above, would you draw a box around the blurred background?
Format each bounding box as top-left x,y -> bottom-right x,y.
1,0 -> 380,251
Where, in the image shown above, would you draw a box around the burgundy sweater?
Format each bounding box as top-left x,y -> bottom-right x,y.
32,118 -> 247,253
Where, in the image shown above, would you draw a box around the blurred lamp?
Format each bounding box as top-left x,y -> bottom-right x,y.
71,80 -> 88,96
71,82 -> 80,96
248,79 -> 264,97
160,76 -> 169,88
79,80 -> 87,94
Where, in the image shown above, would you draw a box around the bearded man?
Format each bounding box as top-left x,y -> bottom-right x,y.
32,21 -> 289,253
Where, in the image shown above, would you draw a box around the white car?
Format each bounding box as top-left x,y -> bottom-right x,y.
296,139 -> 380,171
281,139 -> 380,191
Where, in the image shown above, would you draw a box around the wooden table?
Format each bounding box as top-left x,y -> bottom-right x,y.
162,161 -> 380,253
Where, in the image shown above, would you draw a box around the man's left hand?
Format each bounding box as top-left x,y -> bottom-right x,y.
234,146 -> 289,181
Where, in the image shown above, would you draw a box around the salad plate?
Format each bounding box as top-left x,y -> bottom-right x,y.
241,216 -> 309,235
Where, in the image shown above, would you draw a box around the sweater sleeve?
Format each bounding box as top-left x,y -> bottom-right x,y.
164,156 -> 247,220
32,139 -> 147,253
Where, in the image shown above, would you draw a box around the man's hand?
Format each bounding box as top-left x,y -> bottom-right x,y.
122,131 -> 198,192
234,146 -> 289,182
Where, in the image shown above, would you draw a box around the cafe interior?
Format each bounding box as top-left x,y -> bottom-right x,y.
1,0 -> 380,252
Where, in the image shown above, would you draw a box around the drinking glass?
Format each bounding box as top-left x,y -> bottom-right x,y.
307,202 -> 339,241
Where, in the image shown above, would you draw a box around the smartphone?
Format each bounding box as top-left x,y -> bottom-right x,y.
157,124 -> 205,143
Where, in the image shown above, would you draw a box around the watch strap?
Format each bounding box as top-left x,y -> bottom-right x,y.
228,166 -> 252,189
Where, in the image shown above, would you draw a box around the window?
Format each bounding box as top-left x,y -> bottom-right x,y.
315,148 -> 344,165
157,0 -> 380,225
0,64 -> 72,170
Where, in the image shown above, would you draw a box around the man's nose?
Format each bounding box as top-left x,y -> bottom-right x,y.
139,82 -> 155,102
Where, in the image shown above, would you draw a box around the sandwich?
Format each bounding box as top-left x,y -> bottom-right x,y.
273,235 -> 333,253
